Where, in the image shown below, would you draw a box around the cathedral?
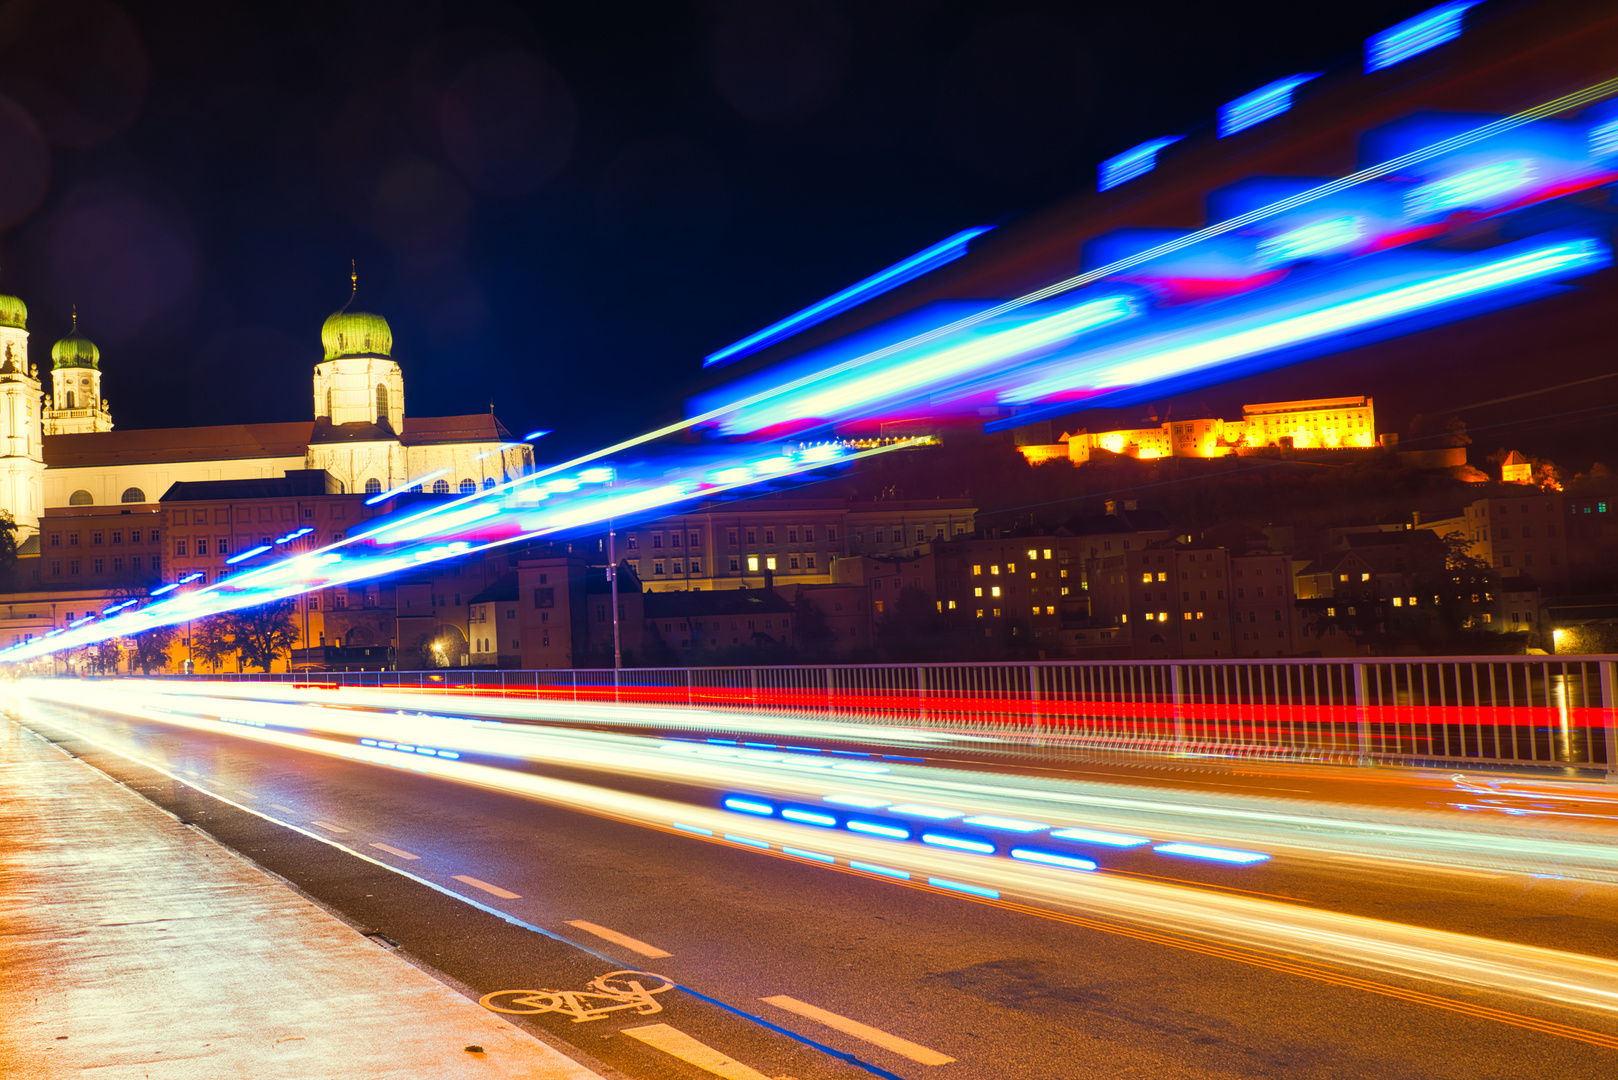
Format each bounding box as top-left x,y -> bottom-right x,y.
0,289 -> 532,541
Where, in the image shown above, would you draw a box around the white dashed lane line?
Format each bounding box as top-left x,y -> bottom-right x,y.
620,1024 -> 772,1080
309,820 -> 349,833
369,842 -> 421,861
453,874 -> 522,899
762,994 -> 955,1065
565,920 -> 672,959
269,803 -> 297,814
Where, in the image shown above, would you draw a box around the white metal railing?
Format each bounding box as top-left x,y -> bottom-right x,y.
168,655 -> 1618,775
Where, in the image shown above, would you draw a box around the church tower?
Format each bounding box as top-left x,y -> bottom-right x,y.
312,268 -> 404,431
43,310 -> 113,435
0,293 -> 45,536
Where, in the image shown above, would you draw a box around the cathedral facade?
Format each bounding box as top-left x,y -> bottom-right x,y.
0,292 -> 532,539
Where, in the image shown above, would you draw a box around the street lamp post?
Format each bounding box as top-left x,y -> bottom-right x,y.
608,523 -> 622,672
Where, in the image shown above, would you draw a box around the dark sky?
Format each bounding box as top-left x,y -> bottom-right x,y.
0,0 -> 1431,458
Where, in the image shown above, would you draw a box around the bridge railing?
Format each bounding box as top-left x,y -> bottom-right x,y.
171,655 -> 1618,775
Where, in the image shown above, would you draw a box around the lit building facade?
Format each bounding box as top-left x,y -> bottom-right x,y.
1021,395 -> 1378,465
0,288 -> 534,540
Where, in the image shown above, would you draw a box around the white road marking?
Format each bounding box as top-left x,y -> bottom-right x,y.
565,920 -> 672,959
269,803 -> 297,813
235,791 -> 256,799
762,994 -> 955,1065
619,1024 -> 772,1080
453,874 -> 521,899
369,842 -> 420,861
309,820 -> 349,834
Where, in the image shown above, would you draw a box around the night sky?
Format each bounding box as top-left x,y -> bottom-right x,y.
0,0 -> 1456,458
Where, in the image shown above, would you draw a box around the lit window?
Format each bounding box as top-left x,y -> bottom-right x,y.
1027,549 -> 1038,560
1156,572 -> 1166,581
766,556 -> 776,570
1393,597 -> 1403,607
747,556 -> 759,571
1159,611 -> 1168,621
1142,573 -> 1152,584
1361,572 -> 1370,582
947,600 -> 957,609
1043,549 -> 1052,559
990,586 -> 1001,597
1145,613 -> 1155,621
973,564 -> 981,576
974,587 -> 983,597
975,609 -> 984,618
991,565 -> 1000,575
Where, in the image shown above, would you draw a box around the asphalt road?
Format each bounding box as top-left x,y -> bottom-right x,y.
17,693 -> 1618,1080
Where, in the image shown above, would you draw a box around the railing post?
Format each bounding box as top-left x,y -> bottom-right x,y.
1601,661 -> 1618,782
1170,664 -> 1185,752
916,665 -> 927,724
1354,662 -> 1371,765
1028,664 -> 1040,735
826,666 -> 834,718
750,666 -> 758,709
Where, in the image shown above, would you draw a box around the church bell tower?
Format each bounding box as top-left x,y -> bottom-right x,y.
0,293 -> 45,536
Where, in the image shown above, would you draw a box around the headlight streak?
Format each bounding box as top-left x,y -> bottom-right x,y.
24,682 -> 1618,1032
999,238 -> 1609,404
0,438 -> 905,663
59,677 -> 1618,889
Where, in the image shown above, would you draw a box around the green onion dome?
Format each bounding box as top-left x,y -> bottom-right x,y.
321,310 -> 393,360
0,294 -> 25,331
51,332 -> 100,370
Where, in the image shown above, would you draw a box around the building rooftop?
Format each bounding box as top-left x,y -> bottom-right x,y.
160,470 -> 345,502
644,589 -> 794,619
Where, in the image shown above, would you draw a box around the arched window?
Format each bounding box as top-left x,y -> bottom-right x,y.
459,478 -> 476,494
69,489 -> 93,505
482,477 -> 496,489
120,487 -> 146,504
375,384 -> 388,424
65,390 -> 76,409
324,387 -> 332,418
410,484 -> 423,493
432,479 -> 450,494
364,478 -> 382,494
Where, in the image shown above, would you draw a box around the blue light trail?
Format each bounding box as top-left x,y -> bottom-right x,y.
702,226 -> 993,369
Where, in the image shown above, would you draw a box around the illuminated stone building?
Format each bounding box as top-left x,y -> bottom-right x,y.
1020,395 -> 1378,465
0,287 -> 532,550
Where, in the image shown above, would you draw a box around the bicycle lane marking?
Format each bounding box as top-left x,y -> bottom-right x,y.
762,995 -> 954,1066
620,1024 -> 775,1080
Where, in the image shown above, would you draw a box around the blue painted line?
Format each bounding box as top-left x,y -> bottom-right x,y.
882,755 -> 926,762
849,861 -> 910,880
725,834 -> 770,849
928,877 -> 1000,899
828,750 -> 870,757
744,742 -> 774,749
783,847 -> 835,863
706,738 -> 738,745
672,822 -> 713,836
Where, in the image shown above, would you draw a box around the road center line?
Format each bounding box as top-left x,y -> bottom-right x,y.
369,842 -> 420,860
761,995 -> 954,1065
453,874 -> 521,899
269,803 -> 296,813
565,920 -> 672,958
619,1024 -> 772,1080
309,820 -> 349,834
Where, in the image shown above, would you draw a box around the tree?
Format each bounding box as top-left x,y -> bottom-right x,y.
190,615 -> 236,672
230,599 -> 300,672
131,623 -> 179,674
87,637 -> 125,675
876,587 -> 953,662
0,510 -> 18,574
792,593 -> 835,660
